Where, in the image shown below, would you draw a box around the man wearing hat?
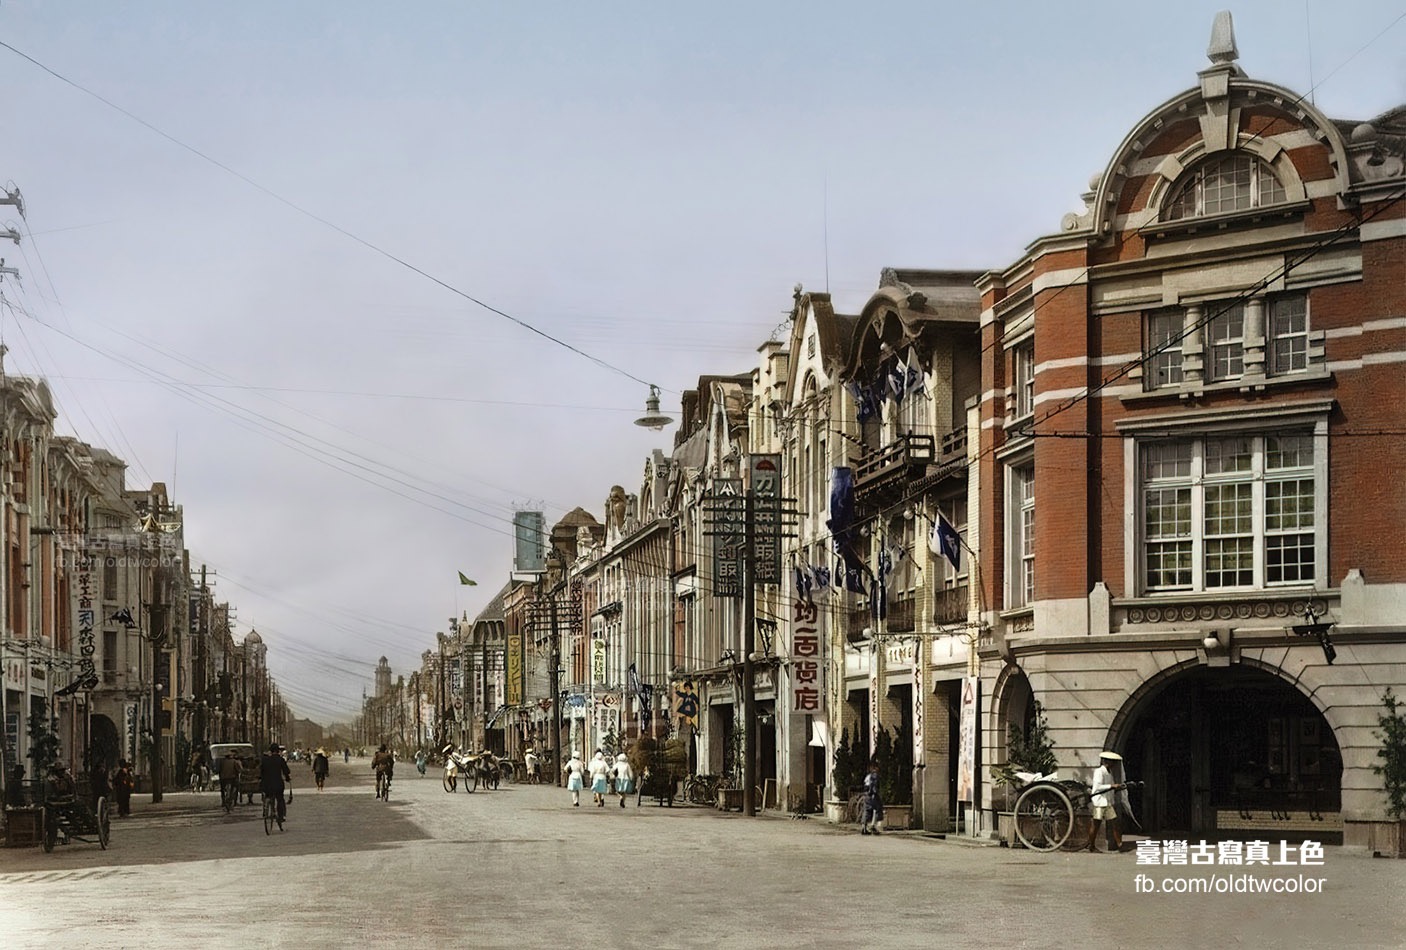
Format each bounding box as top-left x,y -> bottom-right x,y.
260,743 -> 292,827
1088,751 -> 1125,853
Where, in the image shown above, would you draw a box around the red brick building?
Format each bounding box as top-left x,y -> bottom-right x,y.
975,14 -> 1405,848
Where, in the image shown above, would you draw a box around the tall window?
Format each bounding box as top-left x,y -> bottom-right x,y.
1268,295 -> 1309,375
1140,433 -> 1316,592
1008,465 -> 1035,606
1165,154 -> 1287,220
1146,310 -> 1185,389
1013,342 -> 1034,419
1206,303 -> 1245,381
103,557 -> 118,601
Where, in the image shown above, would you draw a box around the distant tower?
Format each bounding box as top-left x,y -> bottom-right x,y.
375,656 -> 392,698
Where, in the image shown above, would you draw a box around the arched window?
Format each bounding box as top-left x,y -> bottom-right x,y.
1164,153 -> 1287,220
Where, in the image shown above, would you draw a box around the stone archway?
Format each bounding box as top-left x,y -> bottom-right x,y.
1108,663 -> 1342,841
90,714 -> 121,771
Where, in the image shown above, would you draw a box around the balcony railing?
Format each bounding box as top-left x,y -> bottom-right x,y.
853,434 -> 935,492
885,598 -> 915,633
932,584 -> 969,625
940,428 -> 967,460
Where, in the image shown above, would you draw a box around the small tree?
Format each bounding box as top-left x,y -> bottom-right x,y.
831,726 -> 863,799
990,700 -> 1058,802
878,725 -> 912,806
26,701 -> 61,776
1373,688 -> 1406,820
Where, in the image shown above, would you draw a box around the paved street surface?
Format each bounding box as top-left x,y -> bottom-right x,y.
3,757 -> 1405,949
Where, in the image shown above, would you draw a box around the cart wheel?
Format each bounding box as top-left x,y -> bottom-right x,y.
97,798 -> 111,850
443,771 -> 456,793
41,808 -> 57,853
1014,784 -> 1074,852
466,769 -> 478,793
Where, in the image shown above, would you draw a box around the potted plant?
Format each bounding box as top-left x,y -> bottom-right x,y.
826,726 -> 864,824
1370,688 -> 1406,857
990,701 -> 1057,844
877,726 -> 913,830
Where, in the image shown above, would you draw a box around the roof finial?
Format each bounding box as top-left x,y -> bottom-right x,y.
1207,10 -> 1238,66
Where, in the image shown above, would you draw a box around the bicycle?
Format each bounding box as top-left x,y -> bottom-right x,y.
262,784 -> 292,834
682,773 -> 724,806
221,780 -> 238,814
376,768 -> 392,801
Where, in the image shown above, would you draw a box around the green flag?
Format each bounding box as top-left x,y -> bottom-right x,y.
458,572 -> 477,586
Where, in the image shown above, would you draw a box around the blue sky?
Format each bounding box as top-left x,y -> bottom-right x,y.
0,2 -> 1401,722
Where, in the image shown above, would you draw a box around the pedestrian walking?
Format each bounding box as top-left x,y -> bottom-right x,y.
524,747 -> 540,785
343,747 -> 350,764
415,749 -> 428,776
1088,750 -> 1132,853
563,750 -> 585,806
312,748 -> 330,791
113,760 -> 135,817
860,759 -> 884,835
588,749 -> 610,806
612,753 -> 634,808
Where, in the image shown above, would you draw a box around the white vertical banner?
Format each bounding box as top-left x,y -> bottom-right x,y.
913,639 -> 925,768
957,675 -> 980,803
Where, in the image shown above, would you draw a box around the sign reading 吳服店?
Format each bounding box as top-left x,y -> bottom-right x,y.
712,478 -> 745,598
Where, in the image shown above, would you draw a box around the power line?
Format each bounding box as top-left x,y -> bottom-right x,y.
0,39 -> 660,393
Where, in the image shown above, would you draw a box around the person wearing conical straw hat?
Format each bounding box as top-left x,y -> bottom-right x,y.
1088,751 -> 1126,853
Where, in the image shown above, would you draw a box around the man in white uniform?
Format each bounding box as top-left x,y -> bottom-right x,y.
1088,750 -> 1124,853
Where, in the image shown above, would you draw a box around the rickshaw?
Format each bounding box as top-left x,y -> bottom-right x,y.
1011,771 -> 1142,852
40,782 -> 111,852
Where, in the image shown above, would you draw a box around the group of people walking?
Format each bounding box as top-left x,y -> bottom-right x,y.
562,748 -> 633,808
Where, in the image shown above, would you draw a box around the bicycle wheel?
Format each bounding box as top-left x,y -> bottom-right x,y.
263,796 -> 275,835
1014,784 -> 1074,852
382,778 -> 390,802
97,798 -> 111,850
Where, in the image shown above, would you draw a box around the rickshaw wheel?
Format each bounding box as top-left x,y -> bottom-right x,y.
443,771 -> 456,793
41,808 -> 57,853
1014,784 -> 1074,852
97,798 -> 111,850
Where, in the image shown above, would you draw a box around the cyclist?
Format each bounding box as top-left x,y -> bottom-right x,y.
218,749 -> 243,807
371,743 -> 394,798
259,743 -> 292,827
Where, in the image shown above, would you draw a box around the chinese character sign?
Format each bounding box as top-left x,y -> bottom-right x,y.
591,638 -> 607,685
506,630 -> 523,706
790,595 -> 824,715
712,479 -> 744,598
749,454 -> 782,584
73,552 -> 98,690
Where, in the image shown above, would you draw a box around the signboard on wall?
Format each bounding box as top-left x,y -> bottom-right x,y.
957,676 -> 980,804
506,629 -> 523,706
591,638 -> 606,686
711,479 -> 744,598
749,454 -> 781,583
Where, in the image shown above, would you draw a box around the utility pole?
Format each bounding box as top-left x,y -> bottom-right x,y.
743,487 -> 757,817
549,592 -> 561,786
149,563 -> 169,803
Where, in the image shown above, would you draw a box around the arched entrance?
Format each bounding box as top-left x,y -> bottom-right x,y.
1115,665 -> 1341,841
90,714 -> 121,771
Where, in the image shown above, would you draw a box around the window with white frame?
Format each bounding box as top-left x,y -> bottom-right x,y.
1164,153 -> 1288,220
939,496 -> 969,588
1206,302 -> 1245,381
1268,294 -> 1309,375
1007,465 -> 1035,607
1140,432 -> 1316,592
1145,309 -> 1185,389
1013,341 -> 1034,419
